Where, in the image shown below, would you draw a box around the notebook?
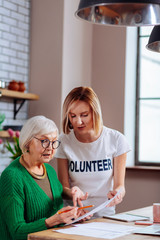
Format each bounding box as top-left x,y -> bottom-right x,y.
134,224 -> 160,236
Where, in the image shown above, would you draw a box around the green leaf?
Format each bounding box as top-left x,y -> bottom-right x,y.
5,138 -> 22,160
5,141 -> 15,155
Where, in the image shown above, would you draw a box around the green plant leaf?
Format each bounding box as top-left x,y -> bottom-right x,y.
5,138 -> 22,160
5,141 -> 15,155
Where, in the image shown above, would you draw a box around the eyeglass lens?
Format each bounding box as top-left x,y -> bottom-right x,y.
42,139 -> 60,149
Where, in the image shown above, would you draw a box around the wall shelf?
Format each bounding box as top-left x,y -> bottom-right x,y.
0,131 -> 10,138
0,89 -> 39,119
0,89 -> 39,100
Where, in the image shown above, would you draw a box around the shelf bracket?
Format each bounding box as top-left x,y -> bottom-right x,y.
13,99 -> 25,120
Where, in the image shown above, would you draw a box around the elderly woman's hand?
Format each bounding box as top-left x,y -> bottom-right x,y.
77,209 -> 93,222
71,186 -> 88,207
45,206 -> 78,227
57,206 -> 78,224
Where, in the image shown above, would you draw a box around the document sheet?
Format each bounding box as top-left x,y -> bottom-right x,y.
66,189 -> 121,225
55,222 -> 138,239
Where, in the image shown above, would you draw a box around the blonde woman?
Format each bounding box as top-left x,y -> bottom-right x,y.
56,87 -> 131,218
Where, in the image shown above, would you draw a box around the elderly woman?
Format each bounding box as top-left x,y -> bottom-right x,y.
0,116 -> 88,240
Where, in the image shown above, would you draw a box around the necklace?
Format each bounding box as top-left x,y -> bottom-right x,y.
20,156 -> 47,180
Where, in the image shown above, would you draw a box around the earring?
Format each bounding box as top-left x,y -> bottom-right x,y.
25,148 -> 29,153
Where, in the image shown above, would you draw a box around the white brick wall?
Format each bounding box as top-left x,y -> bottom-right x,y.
0,0 -> 30,174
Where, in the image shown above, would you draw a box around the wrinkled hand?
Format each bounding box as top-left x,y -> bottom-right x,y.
71,186 -> 88,207
106,189 -> 124,207
45,206 -> 79,227
57,206 -> 78,224
77,209 -> 93,222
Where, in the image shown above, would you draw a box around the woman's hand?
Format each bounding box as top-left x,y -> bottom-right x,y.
71,186 -> 88,207
45,206 -> 78,227
77,209 -> 93,222
106,188 -> 125,207
57,206 -> 78,224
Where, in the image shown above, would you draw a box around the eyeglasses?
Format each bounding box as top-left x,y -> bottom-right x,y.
34,137 -> 61,149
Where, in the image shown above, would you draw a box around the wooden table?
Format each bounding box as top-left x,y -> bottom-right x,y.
28,206 -> 159,240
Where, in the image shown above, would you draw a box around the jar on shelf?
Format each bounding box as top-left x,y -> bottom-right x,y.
8,80 -> 19,91
18,81 -> 26,92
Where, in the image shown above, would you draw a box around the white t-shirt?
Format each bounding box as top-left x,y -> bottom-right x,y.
56,126 -> 131,217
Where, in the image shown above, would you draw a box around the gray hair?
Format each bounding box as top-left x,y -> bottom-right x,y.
19,115 -> 58,153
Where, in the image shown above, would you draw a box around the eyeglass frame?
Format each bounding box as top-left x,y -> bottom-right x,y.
34,137 -> 61,149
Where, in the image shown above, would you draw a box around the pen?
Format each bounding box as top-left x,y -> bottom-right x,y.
57,205 -> 94,214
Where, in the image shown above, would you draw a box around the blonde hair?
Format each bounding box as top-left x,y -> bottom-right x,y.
19,115 -> 58,153
62,86 -> 103,134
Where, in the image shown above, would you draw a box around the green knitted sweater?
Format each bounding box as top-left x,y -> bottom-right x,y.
0,158 -> 63,240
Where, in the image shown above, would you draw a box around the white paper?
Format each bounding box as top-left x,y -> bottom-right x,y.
55,222 -> 138,239
66,189 -> 122,225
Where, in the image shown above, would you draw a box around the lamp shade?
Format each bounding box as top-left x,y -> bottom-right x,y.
146,25 -> 160,52
75,0 -> 160,26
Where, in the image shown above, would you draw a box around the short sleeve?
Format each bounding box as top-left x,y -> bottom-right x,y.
55,134 -> 67,159
114,131 -> 131,157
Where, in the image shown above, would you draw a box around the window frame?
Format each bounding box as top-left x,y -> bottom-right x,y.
135,27 -> 160,167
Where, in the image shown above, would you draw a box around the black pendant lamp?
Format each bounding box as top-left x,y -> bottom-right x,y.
75,0 -> 160,26
146,25 -> 160,52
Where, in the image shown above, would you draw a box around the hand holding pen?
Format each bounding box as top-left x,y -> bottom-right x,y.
57,205 -> 94,223
46,206 -> 78,227
57,205 -> 94,214
53,205 -> 94,225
